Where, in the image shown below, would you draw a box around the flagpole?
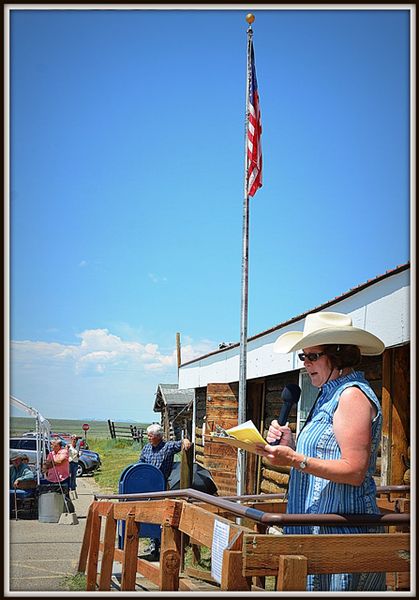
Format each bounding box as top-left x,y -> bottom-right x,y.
237,14 -> 255,498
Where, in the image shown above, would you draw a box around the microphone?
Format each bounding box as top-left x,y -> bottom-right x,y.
270,383 -> 301,445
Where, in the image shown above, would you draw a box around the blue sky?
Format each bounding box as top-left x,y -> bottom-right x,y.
8,6 -> 411,423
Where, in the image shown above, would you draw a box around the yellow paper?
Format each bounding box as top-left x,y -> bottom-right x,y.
210,420 -> 266,453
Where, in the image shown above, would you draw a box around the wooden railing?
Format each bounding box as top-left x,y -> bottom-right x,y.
107,420 -> 145,443
243,532 -> 410,591
78,489 -> 410,592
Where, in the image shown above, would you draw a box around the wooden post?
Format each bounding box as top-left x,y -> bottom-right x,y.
381,346 -> 410,486
121,511 -> 140,591
381,349 -> 392,485
78,502 -> 94,572
391,345 -> 410,484
130,424 -> 139,441
221,550 -> 252,591
180,443 -> 194,489
180,443 -> 194,571
252,522 -> 267,589
159,524 -> 182,591
191,543 -> 201,566
86,504 -> 101,590
176,332 -> 181,369
98,504 -> 117,590
276,555 -> 308,591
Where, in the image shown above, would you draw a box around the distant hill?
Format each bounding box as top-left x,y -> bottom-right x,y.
9,416 -> 151,439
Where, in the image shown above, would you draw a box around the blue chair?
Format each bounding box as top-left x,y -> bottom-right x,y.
117,463 -> 165,549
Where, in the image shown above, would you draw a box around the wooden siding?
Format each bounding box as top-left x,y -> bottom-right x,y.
204,383 -> 239,496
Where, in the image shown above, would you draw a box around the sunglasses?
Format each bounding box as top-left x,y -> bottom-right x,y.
298,351 -> 326,362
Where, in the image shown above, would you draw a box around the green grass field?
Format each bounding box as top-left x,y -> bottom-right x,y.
9,416 -> 150,439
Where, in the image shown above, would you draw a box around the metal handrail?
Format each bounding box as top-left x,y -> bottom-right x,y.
375,485 -> 410,494
221,485 -> 410,502
95,488 -> 410,527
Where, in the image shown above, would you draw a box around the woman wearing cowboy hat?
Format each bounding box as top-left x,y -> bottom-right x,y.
257,311 -> 386,591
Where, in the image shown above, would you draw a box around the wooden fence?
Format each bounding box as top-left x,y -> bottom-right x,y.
78,488 -> 410,592
107,420 -> 145,443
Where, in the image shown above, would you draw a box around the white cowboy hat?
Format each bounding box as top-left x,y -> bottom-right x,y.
273,311 -> 385,356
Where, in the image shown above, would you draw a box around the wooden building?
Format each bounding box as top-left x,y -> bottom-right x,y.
153,383 -> 194,441
179,264 -> 411,496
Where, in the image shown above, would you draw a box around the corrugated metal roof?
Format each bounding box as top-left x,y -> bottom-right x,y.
156,383 -> 195,407
180,262 -> 410,367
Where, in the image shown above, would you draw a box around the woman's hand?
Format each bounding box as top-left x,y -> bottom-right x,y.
255,442 -> 295,467
266,420 -> 295,448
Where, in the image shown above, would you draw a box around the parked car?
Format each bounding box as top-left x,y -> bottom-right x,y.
10,436 -> 101,477
75,449 -> 101,476
10,436 -> 47,469
23,430 -> 89,449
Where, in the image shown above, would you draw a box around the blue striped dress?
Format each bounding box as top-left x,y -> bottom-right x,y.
285,370 -> 386,591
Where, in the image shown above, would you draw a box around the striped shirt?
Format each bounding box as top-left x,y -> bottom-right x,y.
286,370 -> 385,591
139,440 -> 182,480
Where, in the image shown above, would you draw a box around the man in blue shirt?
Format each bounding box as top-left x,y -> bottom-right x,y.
139,423 -> 191,480
138,423 -> 191,558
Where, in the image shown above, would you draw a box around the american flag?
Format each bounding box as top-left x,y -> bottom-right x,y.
247,40 -> 262,197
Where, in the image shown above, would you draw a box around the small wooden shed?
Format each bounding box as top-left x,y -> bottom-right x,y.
152,383 -> 194,441
179,263 -> 410,496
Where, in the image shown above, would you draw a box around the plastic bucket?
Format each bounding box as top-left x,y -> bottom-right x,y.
38,491 -> 65,523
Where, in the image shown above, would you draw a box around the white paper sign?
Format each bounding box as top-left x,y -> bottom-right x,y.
211,518 -> 230,585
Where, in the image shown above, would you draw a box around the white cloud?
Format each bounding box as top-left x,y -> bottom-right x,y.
180,339 -> 216,363
10,329 -> 218,421
78,260 -> 88,268
11,329 -> 217,376
148,273 -> 168,284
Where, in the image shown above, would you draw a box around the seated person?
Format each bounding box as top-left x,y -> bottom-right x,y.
10,453 -> 35,489
10,453 -> 36,517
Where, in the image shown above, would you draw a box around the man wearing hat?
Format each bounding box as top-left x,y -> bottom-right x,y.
10,453 -> 35,489
257,311 -> 386,592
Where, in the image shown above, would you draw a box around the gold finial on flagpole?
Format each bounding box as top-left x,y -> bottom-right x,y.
246,13 -> 255,25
